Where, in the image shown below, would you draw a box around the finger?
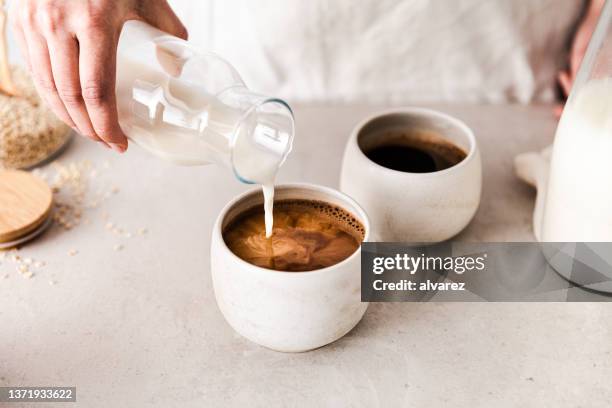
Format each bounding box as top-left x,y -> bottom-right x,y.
22,27 -> 76,129
570,49 -> 586,77
46,33 -> 104,144
77,28 -> 127,152
558,71 -> 572,97
553,104 -> 564,119
141,1 -> 188,40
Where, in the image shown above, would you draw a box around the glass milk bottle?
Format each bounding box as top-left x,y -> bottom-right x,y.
115,20 -> 294,186
541,0 -> 612,241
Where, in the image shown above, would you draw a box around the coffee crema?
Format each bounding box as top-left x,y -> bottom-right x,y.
363,129 -> 467,173
223,199 -> 364,272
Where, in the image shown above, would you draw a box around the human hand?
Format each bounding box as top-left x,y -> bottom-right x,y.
10,0 -> 187,152
556,0 -> 604,117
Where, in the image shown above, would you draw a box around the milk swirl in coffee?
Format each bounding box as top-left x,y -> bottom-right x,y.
223,200 -> 365,271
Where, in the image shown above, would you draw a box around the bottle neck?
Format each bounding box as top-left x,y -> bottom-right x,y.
219,88 -> 295,184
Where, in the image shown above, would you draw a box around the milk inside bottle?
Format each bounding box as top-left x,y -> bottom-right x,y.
540,0 -> 612,241
541,78 -> 612,241
116,21 -> 294,237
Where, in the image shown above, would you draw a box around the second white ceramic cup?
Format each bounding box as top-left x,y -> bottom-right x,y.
340,108 -> 481,243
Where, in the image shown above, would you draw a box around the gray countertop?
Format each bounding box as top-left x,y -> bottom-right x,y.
1,104 -> 611,407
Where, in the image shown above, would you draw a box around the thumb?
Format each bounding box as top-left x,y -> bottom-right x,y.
140,1 -> 188,40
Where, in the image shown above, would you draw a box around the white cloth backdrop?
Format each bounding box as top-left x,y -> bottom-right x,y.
4,0 -> 585,104
168,0 -> 584,104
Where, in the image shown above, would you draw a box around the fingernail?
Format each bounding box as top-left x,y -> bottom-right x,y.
110,143 -> 126,153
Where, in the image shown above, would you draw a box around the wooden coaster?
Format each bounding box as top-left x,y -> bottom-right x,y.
0,170 -> 53,244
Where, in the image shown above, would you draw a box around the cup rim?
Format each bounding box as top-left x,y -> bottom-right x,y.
351,107 -> 478,178
213,182 -> 371,277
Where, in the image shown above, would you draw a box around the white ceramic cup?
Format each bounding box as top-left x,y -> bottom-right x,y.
340,108 -> 481,243
211,183 -> 371,352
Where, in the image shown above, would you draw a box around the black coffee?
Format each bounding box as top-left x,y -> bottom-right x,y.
364,130 -> 467,173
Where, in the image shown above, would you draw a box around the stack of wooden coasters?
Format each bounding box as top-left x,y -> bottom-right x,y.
0,170 -> 53,249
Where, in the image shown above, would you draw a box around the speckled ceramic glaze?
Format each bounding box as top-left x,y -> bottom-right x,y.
211,183 -> 371,352
340,108 -> 482,243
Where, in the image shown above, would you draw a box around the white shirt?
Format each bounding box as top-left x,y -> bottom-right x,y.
168,0 -> 584,104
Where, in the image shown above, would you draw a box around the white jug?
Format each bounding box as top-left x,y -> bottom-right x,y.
516,0 -> 612,242
515,1 -> 612,293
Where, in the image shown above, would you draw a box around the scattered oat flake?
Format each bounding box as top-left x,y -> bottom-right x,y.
68,249 -> 78,256
49,280 -> 57,286
23,271 -> 34,279
34,261 -> 46,268
138,228 -> 148,235
114,244 -> 124,252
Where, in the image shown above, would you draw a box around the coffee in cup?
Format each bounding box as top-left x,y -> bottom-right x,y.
223,199 -> 365,272
363,129 -> 467,173
340,108 -> 482,243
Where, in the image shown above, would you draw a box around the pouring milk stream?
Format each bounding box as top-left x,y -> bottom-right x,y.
115,21 -> 294,237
